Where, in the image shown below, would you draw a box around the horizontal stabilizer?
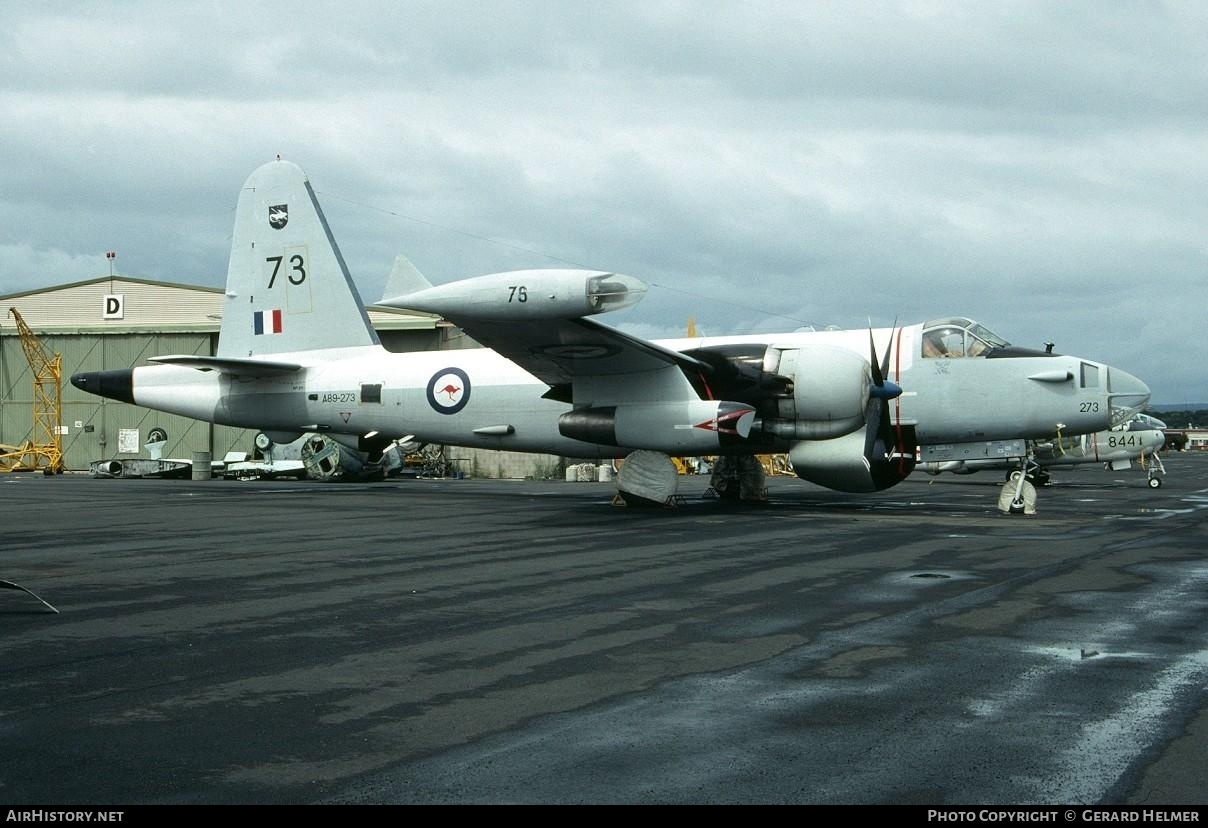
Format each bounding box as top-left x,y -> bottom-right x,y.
148,355 -> 303,377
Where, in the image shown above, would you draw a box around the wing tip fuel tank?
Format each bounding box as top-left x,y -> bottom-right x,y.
381,270 -> 647,321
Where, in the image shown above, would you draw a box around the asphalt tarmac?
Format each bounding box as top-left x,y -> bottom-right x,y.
2,454 -> 1206,804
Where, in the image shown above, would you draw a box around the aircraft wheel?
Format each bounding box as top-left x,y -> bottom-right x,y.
1148,477 -> 1162,489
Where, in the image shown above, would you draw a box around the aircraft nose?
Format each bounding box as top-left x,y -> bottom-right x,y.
1107,367 -> 1150,426
71,369 -> 135,404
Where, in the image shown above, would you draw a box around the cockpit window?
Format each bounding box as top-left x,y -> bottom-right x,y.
1119,412 -> 1166,432
921,317 -> 1011,359
1134,412 -> 1167,429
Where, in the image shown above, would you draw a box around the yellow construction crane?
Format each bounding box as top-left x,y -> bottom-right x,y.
0,307 -> 64,474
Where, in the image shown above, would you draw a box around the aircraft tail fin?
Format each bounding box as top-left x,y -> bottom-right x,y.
380,255 -> 433,303
217,159 -> 379,358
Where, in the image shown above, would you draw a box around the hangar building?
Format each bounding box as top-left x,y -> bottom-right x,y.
0,275 -> 464,472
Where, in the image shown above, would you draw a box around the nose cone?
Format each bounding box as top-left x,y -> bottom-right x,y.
1107,367 -> 1150,426
71,369 -> 135,404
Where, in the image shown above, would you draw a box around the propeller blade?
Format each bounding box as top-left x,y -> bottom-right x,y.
868,325 -> 885,388
867,321 -> 901,400
881,318 -> 897,381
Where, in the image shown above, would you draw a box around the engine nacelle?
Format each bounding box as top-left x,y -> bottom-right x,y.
560,400 -> 755,453
760,345 -> 871,440
789,428 -> 915,493
778,345 -> 871,422
380,269 -> 647,320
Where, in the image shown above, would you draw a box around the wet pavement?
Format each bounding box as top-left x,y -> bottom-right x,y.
2,455 -> 1206,803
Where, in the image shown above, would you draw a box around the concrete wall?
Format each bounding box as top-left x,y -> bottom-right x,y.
445,447 -> 565,480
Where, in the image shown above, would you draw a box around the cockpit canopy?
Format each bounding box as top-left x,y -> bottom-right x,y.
1128,412 -> 1167,431
921,317 -> 1011,358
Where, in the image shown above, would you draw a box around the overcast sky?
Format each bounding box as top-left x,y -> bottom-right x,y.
2,1 -> 1204,404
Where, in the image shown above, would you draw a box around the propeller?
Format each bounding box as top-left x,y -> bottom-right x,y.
868,322 -> 902,402
864,322 -> 914,483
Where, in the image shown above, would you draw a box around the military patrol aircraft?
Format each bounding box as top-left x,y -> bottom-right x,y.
922,413 -> 1168,488
71,159 -> 1152,499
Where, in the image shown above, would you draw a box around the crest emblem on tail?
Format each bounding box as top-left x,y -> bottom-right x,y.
268,204 -> 288,229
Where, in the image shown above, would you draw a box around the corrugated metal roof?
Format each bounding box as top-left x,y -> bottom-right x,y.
1,276 -> 438,334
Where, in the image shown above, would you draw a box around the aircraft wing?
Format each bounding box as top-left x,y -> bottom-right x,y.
148,355 -> 304,377
450,316 -> 710,387
378,268 -> 710,389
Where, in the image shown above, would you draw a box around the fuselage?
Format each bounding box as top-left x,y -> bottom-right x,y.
80,321 -> 1151,460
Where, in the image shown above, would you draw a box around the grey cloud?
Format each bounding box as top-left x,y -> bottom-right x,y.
1,1 -> 1204,403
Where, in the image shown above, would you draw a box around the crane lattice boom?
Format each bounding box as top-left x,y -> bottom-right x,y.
0,308 -> 64,473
